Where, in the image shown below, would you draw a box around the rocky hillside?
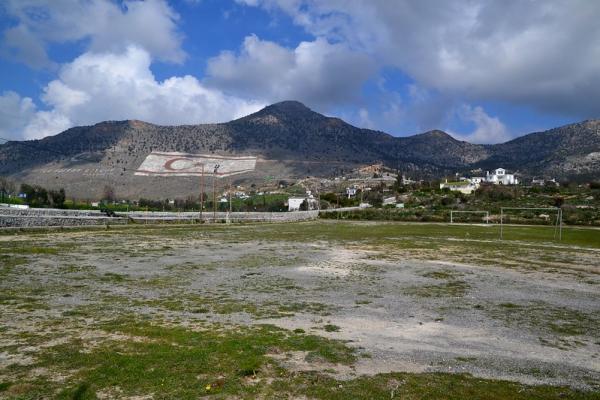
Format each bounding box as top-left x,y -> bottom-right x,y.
475,120 -> 600,181
0,101 -> 598,198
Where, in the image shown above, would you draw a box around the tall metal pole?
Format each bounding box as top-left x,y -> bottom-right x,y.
200,164 -> 204,223
229,176 -> 232,214
317,187 -> 320,212
213,164 -> 220,222
559,208 -> 563,241
500,208 -> 503,239
213,177 -> 216,222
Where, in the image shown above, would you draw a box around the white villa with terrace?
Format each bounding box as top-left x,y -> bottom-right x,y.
485,168 -> 519,185
441,167 -> 519,194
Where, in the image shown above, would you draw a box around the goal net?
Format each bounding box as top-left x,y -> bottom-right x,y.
449,210 -> 490,224
500,207 -> 563,241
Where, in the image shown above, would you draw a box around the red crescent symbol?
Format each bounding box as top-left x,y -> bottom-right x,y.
164,158 -> 204,171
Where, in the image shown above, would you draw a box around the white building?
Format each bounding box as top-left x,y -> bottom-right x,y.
532,178 -> 558,187
346,186 -> 358,198
383,196 -> 397,206
288,194 -> 318,211
485,168 -> 518,185
288,197 -> 306,211
440,180 -> 478,194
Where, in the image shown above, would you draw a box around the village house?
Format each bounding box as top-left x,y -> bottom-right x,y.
287,197 -> 306,211
532,178 -> 559,187
485,168 -> 518,185
288,191 -> 318,211
346,186 -> 358,198
439,180 -> 478,194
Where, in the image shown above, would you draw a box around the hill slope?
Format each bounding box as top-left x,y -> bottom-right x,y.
0,101 -> 598,198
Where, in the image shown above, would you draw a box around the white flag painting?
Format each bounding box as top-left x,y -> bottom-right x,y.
135,152 -> 257,177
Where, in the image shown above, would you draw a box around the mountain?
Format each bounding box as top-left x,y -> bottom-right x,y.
0,101 -> 598,199
475,120 -> 600,181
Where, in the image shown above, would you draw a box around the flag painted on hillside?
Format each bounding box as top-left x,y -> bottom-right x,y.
135,152 -> 257,177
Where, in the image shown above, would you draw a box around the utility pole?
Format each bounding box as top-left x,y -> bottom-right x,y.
229,176 -> 232,214
500,208 -> 503,239
200,163 -> 204,223
213,164 -> 220,222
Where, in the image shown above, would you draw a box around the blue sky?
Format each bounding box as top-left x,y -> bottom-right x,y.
0,0 -> 598,143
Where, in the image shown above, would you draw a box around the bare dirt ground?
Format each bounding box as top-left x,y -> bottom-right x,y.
1,221 -> 599,397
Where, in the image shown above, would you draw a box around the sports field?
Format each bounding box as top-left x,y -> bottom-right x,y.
1,221 -> 599,399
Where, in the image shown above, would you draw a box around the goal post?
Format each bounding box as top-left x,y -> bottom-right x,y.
450,210 -> 490,224
500,207 -> 562,241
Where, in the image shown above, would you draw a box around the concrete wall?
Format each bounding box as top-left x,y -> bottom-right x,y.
0,206 -> 320,228
125,210 -> 319,223
0,206 -> 361,228
0,207 -> 127,228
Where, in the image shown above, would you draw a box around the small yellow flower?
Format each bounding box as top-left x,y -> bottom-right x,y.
205,384 -> 211,391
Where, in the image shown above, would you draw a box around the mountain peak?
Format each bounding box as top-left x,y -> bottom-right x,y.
236,100 -> 325,125
416,130 -> 455,140
253,101 -> 319,118
267,100 -> 312,113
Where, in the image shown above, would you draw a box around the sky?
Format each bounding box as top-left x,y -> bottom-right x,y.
0,0 -> 599,144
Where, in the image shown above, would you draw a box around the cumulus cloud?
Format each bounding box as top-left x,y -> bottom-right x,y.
0,91 -> 37,140
1,0 -> 185,68
5,46 -> 264,140
205,34 -> 376,109
238,0 -> 600,118
450,105 -> 511,144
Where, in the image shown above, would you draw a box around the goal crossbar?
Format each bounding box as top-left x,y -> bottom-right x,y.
500,207 -> 562,241
450,210 -> 489,224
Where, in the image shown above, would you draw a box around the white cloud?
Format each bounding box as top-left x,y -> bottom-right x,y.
205,34 -> 376,109
238,0 -> 600,118
2,24 -> 53,69
357,108 -> 374,129
0,91 -> 37,140
2,0 -> 185,67
7,46 -> 264,140
22,110 -> 72,141
450,105 -> 510,144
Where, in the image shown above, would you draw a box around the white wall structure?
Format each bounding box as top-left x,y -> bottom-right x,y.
440,181 -> 478,194
288,197 -> 306,211
346,186 -> 358,198
486,168 -> 519,185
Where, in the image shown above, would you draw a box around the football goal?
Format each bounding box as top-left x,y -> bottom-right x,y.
500,207 -> 562,241
449,210 -> 490,224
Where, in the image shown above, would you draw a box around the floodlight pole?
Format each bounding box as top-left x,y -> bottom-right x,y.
559,208 -> 563,241
500,208 -> 504,240
200,164 -> 204,223
213,164 -> 220,222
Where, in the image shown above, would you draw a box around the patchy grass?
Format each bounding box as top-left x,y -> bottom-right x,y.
488,301 -> 600,345
404,280 -> 471,298
1,220 -> 599,398
7,320 -> 355,399
422,269 -> 463,280
286,372 -> 600,400
4,318 -> 595,399
323,324 -> 341,332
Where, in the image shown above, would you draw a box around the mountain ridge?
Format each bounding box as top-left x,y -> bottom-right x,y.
0,101 -> 599,198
